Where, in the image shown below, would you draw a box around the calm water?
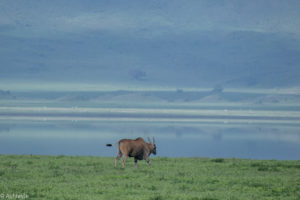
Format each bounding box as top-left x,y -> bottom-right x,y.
0,120 -> 299,160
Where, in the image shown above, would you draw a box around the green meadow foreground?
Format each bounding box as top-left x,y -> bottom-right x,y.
0,155 -> 299,200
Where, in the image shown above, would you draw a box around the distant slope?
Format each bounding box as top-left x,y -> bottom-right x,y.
3,89 -> 300,105
1,31 -> 299,88
1,0 -> 300,89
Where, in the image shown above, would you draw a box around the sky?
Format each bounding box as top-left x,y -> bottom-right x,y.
1,0 -> 300,90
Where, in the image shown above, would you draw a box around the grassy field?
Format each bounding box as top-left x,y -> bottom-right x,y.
0,155 -> 299,200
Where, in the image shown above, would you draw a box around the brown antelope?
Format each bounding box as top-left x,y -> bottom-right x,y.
106,137 -> 156,167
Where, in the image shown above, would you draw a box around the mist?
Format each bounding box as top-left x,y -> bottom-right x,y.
1,0 -> 300,90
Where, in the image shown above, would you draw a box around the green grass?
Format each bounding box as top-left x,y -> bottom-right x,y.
0,155 -> 299,200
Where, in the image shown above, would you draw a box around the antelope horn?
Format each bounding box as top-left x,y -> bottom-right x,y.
153,136 -> 155,144
147,137 -> 152,144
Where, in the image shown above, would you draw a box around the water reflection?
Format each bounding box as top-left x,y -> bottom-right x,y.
0,120 -> 299,160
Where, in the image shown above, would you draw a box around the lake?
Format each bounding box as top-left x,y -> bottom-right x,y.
0,119 -> 299,160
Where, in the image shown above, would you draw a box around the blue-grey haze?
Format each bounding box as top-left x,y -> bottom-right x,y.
1,1 -> 300,160
1,0 -> 300,89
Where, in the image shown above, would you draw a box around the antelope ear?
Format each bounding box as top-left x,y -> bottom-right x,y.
152,136 -> 155,144
147,137 -> 152,144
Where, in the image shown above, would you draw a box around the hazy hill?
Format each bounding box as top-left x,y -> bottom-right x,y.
1,0 -> 300,89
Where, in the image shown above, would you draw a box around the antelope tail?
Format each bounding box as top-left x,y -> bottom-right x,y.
106,144 -> 113,147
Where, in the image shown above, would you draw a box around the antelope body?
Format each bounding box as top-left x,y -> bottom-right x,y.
107,137 -> 156,167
